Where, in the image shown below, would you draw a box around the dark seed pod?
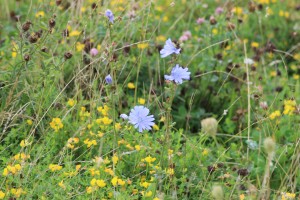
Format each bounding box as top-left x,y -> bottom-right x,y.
210,16 -> 217,25
49,18 -> 56,28
56,0 -> 62,5
237,168 -> 249,177
41,46 -> 48,52
22,21 -> 32,32
28,33 -> 38,43
24,54 -> 30,62
275,86 -> 283,92
207,166 -> 216,173
64,52 -> 73,60
91,3 -> 97,9
227,22 -> 236,30
35,30 -> 43,38
62,29 -> 69,37
248,2 -> 256,12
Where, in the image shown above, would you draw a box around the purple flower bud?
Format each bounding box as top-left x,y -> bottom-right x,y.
105,74 -> 113,84
197,18 -> 205,25
215,7 -> 224,15
105,9 -> 114,23
90,48 -> 98,56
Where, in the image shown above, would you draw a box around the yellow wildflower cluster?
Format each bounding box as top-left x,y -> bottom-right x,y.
84,139 -> 97,147
128,82 -> 135,89
50,117 -> 63,132
96,117 -> 112,125
80,107 -> 90,120
67,137 -> 79,149
279,10 -> 290,18
142,155 -> 156,164
231,7 -> 243,16
283,100 -> 296,115
49,164 -> 63,172
67,98 -> 76,107
269,110 -> 281,120
89,168 -> 100,176
3,164 -> 22,176
111,176 -> 126,187
281,192 -> 296,200
20,139 -> 31,147
137,43 -> 149,49
0,190 -> 5,199
13,153 -> 30,160
97,105 -> 109,116
64,165 -> 81,177
10,188 -> 26,198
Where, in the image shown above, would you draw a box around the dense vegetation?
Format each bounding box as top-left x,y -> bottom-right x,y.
0,0 -> 299,199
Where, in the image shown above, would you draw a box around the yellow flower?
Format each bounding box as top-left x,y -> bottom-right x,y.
270,71 -> 277,77
27,119 -> 33,125
212,29 -> 218,35
112,155 -> 119,165
239,194 -> 245,200
145,191 -> 153,197
202,148 -> 209,156
137,43 -> 149,49
166,168 -> 174,175
102,117 -> 113,125
156,35 -> 166,43
97,179 -> 106,188
89,168 -> 100,176
81,7 -> 86,13
251,42 -> 259,48
58,180 -> 66,189
49,164 -> 63,172
67,98 -> 76,106
84,139 -> 97,148
97,105 -> 109,116
2,168 -> 8,176
144,156 -> 156,164
141,181 -> 150,188
20,139 -> 30,147
90,178 -> 97,186
111,177 -> 118,186
135,145 -> 141,151
231,7 -> 243,15
269,110 -> 281,120
153,198 -> 160,200
138,98 -> 146,105
104,168 -> 114,176
35,11 -> 45,18
86,186 -> 93,194
127,82 -> 135,89
117,179 -> 126,186
115,123 -> 121,130
69,30 -> 81,37
50,118 -> 63,132
294,53 -> 300,60
153,124 -> 159,131
0,190 -> 5,199
12,52 -> 17,58
293,74 -> 299,80
283,100 -> 296,115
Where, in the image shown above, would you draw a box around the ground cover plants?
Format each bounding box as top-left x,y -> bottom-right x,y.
0,0 -> 299,199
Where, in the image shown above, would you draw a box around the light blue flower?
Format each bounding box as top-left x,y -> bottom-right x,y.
160,38 -> 181,58
105,9 -> 114,23
128,106 -> 155,132
164,64 -> 191,84
105,74 -> 113,84
120,114 -> 128,120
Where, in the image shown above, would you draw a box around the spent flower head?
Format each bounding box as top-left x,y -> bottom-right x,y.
164,64 -> 191,84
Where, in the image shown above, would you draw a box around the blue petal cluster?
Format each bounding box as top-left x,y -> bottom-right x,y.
164,64 -> 191,84
128,106 -> 155,133
160,38 -> 181,58
105,9 -> 114,23
105,74 -> 113,84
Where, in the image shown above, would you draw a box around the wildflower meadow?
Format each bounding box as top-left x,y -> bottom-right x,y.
0,0 -> 300,199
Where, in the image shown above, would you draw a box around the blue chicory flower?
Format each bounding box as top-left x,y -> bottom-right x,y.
105,74 -> 113,84
120,114 -> 128,120
128,106 -> 155,133
164,64 -> 191,84
105,9 -> 114,23
160,38 -> 181,58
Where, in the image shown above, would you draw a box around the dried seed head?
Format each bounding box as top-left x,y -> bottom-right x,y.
212,185 -> 224,200
201,117 -> 218,137
62,29 -> 69,37
28,33 -> 38,43
24,54 -> 30,62
64,52 -> 73,60
41,46 -> 48,52
22,21 -> 32,32
49,18 -> 56,28
210,16 -> 217,25
56,0 -> 62,5
263,137 -> 276,155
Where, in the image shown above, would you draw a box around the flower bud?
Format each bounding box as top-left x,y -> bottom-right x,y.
263,137 -> 276,155
201,117 -> 218,137
212,185 -> 224,200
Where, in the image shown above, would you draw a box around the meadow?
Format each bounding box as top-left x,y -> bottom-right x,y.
0,0 -> 299,199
